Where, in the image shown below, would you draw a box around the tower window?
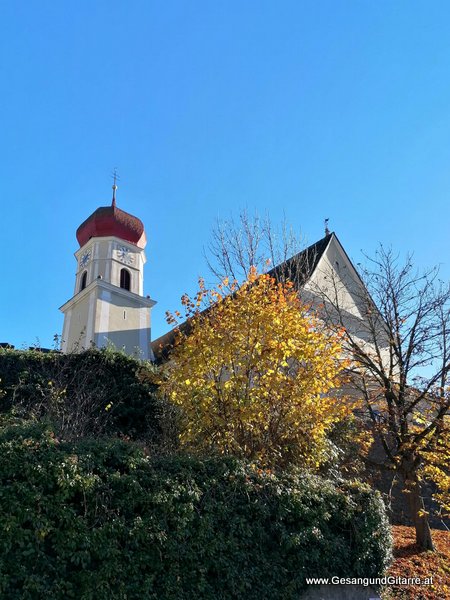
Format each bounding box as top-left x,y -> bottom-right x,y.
80,271 -> 87,291
120,268 -> 131,291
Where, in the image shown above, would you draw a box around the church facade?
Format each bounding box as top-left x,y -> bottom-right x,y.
60,188 -> 156,359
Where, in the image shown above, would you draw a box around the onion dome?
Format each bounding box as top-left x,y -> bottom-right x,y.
76,198 -> 147,249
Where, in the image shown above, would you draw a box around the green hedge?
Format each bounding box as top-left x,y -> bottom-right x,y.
0,348 -> 166,442
0,419 -> 392,599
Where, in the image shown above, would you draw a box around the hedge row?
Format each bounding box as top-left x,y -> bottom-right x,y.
0,348 -> 166,442
0,419 -> 392,599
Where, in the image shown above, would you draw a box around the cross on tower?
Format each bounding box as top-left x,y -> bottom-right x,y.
111,168 -> 120,206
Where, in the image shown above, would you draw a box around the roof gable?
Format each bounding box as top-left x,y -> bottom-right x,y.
267,233 -> 332,288
305,233 -> 378,320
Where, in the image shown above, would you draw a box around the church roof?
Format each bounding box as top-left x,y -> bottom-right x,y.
151,232 -> 333,363
267,232 -> 332,286
76,200 -> 146,248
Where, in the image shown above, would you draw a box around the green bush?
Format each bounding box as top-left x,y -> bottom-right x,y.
0,348 -> 169,443
0,419 -> 392,600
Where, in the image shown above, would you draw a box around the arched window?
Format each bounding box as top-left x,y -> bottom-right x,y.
80,271 -> 87,291
120,268 -> 131,291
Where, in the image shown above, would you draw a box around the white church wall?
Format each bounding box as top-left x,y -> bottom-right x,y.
301,236 -> 391,373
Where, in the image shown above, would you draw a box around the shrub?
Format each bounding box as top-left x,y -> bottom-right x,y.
0,419 -> 392,599
0,348 -> 171,444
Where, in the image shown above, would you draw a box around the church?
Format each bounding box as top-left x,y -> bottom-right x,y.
60,185 -> 379,364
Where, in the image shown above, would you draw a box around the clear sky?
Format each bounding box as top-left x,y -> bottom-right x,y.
1,1 -> 450,348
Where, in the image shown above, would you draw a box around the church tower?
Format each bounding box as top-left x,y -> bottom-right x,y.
60,183 -> 156,359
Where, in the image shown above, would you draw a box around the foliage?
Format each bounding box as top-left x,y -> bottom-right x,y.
162,269 -> 354,468
0,347 -> 171,446
319,414 -> 373,479
0,418 -> 392,600
421,416 -> 450,518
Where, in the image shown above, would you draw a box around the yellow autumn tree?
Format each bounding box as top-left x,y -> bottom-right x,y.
161,269 -> 353,468
421,415 -> 450,518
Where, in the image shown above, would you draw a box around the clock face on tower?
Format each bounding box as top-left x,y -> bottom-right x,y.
79,250 -> 91,268
117,245 -> 134,265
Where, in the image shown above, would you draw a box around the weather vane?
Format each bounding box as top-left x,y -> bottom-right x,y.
111,168 -> 120,205
324,218 -> 330,236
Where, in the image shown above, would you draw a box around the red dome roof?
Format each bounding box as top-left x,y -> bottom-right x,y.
76,201 -> 146,248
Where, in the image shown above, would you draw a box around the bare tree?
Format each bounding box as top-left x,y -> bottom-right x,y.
205,210 -> 320,286
312,246 -> 450,551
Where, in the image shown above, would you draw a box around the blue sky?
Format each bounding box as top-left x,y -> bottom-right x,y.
1,1 -> 450,348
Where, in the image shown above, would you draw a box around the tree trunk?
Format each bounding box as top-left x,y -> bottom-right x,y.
404,475 -> 435,552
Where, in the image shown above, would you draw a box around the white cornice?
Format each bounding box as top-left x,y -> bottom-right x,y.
60,279 -> 156,313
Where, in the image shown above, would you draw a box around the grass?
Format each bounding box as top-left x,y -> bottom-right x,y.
381,525 -> 450,599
